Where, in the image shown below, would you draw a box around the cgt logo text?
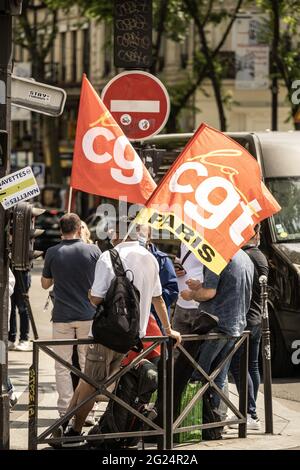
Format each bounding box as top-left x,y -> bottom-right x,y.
291,340 -> 300,365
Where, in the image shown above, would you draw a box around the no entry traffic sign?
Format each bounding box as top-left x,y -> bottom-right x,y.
101,70 -> 170,141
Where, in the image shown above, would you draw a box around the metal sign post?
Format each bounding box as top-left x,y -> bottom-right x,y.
0,4 -> 13,451
259,274 -> 274,434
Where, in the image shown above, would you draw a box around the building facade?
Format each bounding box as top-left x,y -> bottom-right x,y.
11,4 -> 293,187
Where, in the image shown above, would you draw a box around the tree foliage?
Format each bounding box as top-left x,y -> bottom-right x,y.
14,0 -> 62,183
256,0 -> 300,128
45,0 -> 243,131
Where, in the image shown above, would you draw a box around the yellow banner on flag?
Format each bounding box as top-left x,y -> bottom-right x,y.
138,123 -> 281,274
136,207 -> 227,275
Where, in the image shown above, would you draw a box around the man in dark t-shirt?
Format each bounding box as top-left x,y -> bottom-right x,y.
41,213 -> 101,416
229,224 -> 269,430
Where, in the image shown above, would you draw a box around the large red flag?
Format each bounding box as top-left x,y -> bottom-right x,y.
136,123 -> 281,274
70,75 -> 156,204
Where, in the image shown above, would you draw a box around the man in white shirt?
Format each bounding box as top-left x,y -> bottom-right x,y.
56,218 -> 181,446
173,242 -> 203,335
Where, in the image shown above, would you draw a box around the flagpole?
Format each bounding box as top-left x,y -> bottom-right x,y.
67,187 -> 73,213
122,220 -> 136,242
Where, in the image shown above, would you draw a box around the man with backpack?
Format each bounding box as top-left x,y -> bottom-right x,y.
135,223 -> 179,327
56,217 -> 181,446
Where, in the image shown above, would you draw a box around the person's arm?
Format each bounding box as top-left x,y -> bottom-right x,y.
41,250 -> 54,290
89,255 -> 113,306
8,269 -> 15,297
41,277 -> 53,290
88,290 -> 103,307
159,257 -> 179,310
185,279 -> 202,291
252,249 -> 269,278
152,295 -> 181,346
181,286 -> 216,302
181,268 -> 219,302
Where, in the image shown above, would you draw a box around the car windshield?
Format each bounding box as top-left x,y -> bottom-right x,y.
266,177 -> 300,242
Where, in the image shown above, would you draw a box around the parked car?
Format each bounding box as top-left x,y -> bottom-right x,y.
144,131 -> 300,377
34,208 -> 65,255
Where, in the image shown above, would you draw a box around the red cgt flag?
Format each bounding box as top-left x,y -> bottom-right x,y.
136,123 -> 281,274
70,75 -> 156,204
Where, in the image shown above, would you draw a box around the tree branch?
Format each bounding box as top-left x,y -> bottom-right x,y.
202,0 -> 214,27
40,10 -> 57,60
214,0 -> 243,55
151,0 -> 169,74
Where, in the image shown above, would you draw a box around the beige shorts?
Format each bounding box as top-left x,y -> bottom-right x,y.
84,343 -> 124,384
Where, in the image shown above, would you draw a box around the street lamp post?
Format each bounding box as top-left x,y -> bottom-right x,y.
0,0 -> 23,450
0,2 -> 14,451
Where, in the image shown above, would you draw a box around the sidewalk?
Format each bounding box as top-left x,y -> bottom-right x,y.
8,344 -> 300,450
8,268 -> 300,450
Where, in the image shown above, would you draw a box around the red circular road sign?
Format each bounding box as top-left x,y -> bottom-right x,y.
101,70 -> 170,141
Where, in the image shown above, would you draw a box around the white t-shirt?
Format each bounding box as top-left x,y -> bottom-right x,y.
91,241 -> 162,338
8,268 -> 15,328
176,243 -> 203,309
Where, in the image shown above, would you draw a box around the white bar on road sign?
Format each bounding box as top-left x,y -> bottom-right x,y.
110,100 -> 160,113
0,166 -> 40,210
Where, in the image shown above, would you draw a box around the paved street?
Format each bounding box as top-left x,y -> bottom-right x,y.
7,260 -> 300,450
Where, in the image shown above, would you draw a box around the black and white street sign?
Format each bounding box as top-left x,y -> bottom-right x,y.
11,75 -> 67,116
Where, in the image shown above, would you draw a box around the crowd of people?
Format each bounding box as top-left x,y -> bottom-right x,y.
8,212 -> 268,446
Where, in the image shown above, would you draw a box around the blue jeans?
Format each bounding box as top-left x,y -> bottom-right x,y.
230,324 -> 261,417
9,271 -> 31,342
196,338 -> 236,410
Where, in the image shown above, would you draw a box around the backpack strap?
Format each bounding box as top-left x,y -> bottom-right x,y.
109,249 -> 126,277
181,249 -> 192,266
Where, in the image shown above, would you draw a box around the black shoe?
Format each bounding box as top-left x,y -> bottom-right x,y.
61,427 -> 87,448
48,425 -> 64,449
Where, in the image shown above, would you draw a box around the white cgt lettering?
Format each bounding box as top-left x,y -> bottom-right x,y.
169,162 -> 208,193
82,126 -> 143,185
112,135 -> 143,184
185,176 -> 240,230
82,127 -> 114,164
169,162 -> 262,245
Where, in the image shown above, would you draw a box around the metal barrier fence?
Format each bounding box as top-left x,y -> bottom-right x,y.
28,332 -> 250,450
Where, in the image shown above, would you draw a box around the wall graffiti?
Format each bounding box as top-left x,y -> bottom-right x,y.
114,0 -> 152,69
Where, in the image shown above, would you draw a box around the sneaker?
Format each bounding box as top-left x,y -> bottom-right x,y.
49,425 -> 64,449
61,427 -> 87,448
49,421 -> 69,449
8,341 -> 16,351
227,414 -> 261,431
15,341 -> 33,352
247,414 -> 261,431
9,392 -> 18,409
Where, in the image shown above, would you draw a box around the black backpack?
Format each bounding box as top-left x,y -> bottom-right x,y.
88,360 -> 158,449
92,249 -> 142,354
